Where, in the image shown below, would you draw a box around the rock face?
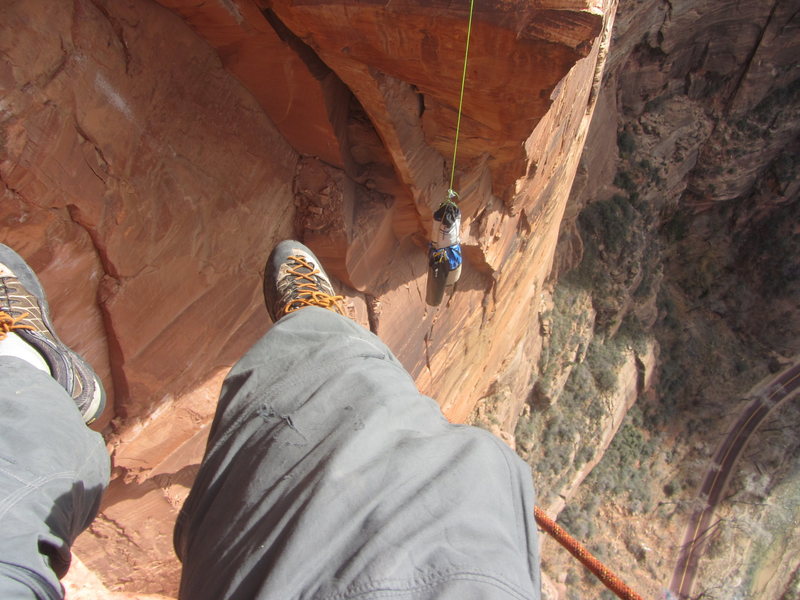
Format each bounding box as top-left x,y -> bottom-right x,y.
1,0 -> 298,429
5,0 -> 798,597
2,0 -> 617,596
532,0 -> 800,597
567,0 -> 800,351
159,0 -> 616,431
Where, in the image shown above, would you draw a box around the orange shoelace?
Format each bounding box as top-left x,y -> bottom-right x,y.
0,310 -> 34,341
282,256 -> 345,316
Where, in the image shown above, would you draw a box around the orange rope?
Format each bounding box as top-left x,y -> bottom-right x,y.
534,506 -> 645,600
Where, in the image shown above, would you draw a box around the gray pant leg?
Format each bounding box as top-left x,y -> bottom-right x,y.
175,307 -> 540,600
0,357 -> 109,600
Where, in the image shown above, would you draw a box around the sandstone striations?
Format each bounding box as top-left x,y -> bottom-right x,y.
3,0 -> 617,596
1,0 -> 298,429
3,0 -> 797,597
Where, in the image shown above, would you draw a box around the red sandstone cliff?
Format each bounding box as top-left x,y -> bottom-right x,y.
1,0 -> 616,595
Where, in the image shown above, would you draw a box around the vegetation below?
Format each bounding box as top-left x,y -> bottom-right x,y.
515,93 -> 792,598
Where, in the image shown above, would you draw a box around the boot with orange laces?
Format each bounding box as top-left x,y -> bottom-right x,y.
0,244 -> 106,424
263,240 -> 345,323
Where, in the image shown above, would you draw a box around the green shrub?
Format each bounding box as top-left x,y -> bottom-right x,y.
558,503 -> 594,540
617,313 -> 648,355
614,171 -> 637,195
617,129 -> 636,156
585,417 -> 654,513
586,338 -> 625,394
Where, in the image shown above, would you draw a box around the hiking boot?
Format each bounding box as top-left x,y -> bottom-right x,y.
0,244 -> 106,424
264,240 -> 345,322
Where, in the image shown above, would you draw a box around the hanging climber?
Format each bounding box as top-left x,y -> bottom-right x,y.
426,191 -> 463,306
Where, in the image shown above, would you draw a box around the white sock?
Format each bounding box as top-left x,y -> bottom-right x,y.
0,331 -> 51,374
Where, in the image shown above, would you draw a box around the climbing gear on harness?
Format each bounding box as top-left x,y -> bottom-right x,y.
535,506 -> 645,600
429,245 -> 462,272
264,240 -> 345,322
0,244 -> 107,425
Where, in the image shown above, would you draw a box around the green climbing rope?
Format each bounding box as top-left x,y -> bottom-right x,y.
448,0 -> 475,198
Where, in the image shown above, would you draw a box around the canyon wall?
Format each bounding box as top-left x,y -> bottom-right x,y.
2,0 -> 617,596
528,0 -> 800,597
7,0 -> 795,597
1,0 -> 299,428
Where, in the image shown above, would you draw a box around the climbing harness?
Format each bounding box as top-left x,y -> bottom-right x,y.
535,507 -> 645,600
425,0 -> 474,306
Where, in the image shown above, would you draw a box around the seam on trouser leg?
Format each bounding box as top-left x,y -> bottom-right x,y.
322,569 -> 533,600
0,471 -> 78,519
